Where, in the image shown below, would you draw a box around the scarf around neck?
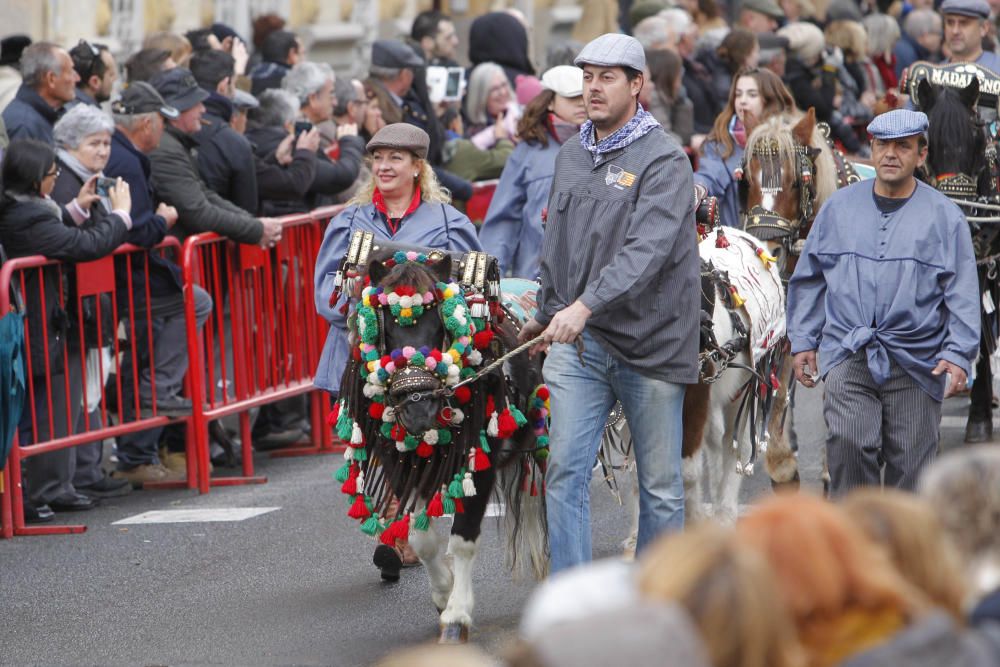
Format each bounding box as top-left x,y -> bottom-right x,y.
57,148 -> 112,213
579,104 -> 660,162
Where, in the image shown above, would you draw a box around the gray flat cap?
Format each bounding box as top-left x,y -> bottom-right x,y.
741,0 -> 785,19
574,33 -> 646,71
232,88 -> 259,110
940,0 -> 990,18
867,109 -> 929,140
366,122 -> 430,159
371,39 -> 425,69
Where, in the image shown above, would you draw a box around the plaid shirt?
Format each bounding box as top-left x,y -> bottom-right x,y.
579,104 -> 661,163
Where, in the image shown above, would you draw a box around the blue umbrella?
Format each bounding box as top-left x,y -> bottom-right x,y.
0,310 -> 26,471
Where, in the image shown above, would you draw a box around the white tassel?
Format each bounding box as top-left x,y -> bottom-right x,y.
462,472 -> 477,497
487,411 -> 499,437
351,422 -> 363,445
355,471 -> 365,491
382,406 -> 395,422
344,446 -> 355,460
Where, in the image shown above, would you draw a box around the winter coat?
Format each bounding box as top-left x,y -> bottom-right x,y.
313,199 -> 482,393
149,124 -> 263,245
245,125 -> 319,217
249,61 -> 291,97
647,87 -> 694,146
104,129 -> 182,300
1,84 -> 61,144
468,12 -> 536,85
694,135 -> 744,228
442,136 -> 513,182
893,33 -> 932,80
683,57 -> 722,135
479,137 -> 562,279
0,65 -> 20,112
839,613 -> 1000,667
0,193 -> 127,375
195,92 -> 259,214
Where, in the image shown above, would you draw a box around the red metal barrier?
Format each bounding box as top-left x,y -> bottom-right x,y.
0,239 -> 189,538
182,206 -> 345,494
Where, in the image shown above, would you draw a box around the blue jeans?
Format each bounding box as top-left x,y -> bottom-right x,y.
543,330 -> 686,574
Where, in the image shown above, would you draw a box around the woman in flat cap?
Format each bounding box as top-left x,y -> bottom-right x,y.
313,123 -> 482,578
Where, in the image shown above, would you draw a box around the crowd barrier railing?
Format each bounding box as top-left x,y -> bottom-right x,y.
182,205 -> 345,494
0,239 -> 192,538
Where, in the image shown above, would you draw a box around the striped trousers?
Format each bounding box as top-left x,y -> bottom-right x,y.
823,350 -> 941,496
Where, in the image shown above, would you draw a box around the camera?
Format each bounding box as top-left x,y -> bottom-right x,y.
95,176 -> 116,196
294,120 -> 313,136
426,66 -> 465,104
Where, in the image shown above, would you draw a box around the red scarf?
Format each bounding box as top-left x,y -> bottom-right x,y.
372,186 -> 422,235
874,54 -> 898,92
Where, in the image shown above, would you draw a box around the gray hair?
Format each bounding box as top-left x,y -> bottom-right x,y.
21,42 -> 65,89
863,13 -> 901,55
53,104 -> 115,149
369,64 -> 403,81
466,62 -> 510,126
660,8 -> 693,39
282,61 -> 334,107
633,16 -> 674,51
113,111 -> 158,132
250,89 -> 300,127
904,9 -> 942,41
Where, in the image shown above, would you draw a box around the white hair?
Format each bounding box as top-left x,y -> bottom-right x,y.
778,21 -> 826,64
282,61 -> 335,107
466,62 -> 511,126
251,88 -> 300,127
633,16 -> 675,51
660,8 -> 694,38
863,13 -> 902,55
903,8 -> 943,41
54,104 -> 115,149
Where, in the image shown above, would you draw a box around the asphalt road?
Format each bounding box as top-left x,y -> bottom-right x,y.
0,386 -> 973,667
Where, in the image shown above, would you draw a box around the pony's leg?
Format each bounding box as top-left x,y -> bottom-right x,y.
439,467 -> 493,643
704,370 -> 748,524
765,357 -> 800,491
682,445 -> 706,522
681,381 -> 712,523
408,519 -> 453,613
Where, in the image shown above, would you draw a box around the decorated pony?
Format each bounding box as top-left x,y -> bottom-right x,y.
330,241 -> 548,643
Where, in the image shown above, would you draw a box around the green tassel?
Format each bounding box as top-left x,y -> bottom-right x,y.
360,516 -> 381,536
414,510 -> 430,531
333,462 -> 352,483
442,495 -> 456,515
448,476 -> 464,499
511,406 -> 528,427
352,447 -> 368,462
479,430 -> 491,454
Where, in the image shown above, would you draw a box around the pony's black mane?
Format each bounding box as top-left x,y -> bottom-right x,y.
925,86 -> 987,182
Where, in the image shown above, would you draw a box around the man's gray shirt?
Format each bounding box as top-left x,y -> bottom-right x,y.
537,127 -> 699,384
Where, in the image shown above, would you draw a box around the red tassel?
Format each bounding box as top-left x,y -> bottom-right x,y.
427,492 -> 444,517
485,395 -> 496,417
474,447 -> 491,470
715,228 -> 730,248
368,403 -> 385,419
473,329 -> 494,350
530,479 -> 538,497
453,498 -> 464,514
416,442 -> 434,458
352,346 -> 362,361
454,386 -> 472,405
340,463 -> 359,495
390,425 -> 406,441
380,514 -> 411,546
497,409 -> 518,438
327,403 -> 340,426
347,494 -> 370,519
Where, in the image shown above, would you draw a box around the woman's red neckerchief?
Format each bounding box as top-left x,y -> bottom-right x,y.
373,185 -> 422,235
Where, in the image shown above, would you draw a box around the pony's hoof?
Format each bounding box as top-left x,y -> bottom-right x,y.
964,418 -> 993,444
439,623 -> 469,644
770,471 -> 800,493
373,544 -> 402,582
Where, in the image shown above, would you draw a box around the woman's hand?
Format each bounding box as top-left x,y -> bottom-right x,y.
77,174 -> 101,209
109,177 -> 131,213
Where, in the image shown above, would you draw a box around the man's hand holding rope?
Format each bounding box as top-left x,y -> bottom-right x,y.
517,300 -> 592,356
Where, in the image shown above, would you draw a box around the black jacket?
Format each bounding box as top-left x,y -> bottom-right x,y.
195,92 -> 259,214
784,57 -> 861,153
245,125 -> 319,216
1,85 -> 61,144
683,56 -> 722,135
149,125 -> 263,245
0,193 -> 127,375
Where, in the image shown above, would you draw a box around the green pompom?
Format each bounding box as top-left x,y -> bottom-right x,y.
437,429 -> 453,445
380,422 -> 393,439
333,462 -> 352,483
404,434 -> 419,449
535,447 -> 550,460
414,510 -> 430,531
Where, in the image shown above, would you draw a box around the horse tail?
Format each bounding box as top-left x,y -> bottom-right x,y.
497,446 -> 549,580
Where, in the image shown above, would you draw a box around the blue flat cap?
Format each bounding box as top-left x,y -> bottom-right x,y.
575,33 -> 646,72
940,0 -> 990,18
867,109 -> 929,140
371,39 -> 424,69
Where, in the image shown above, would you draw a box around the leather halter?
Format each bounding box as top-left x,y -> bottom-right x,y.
737,139 -> 817,242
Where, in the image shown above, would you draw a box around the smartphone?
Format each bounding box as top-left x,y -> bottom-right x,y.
96,176 -> 116,196
294,120 -> 313,136
426,66 -> 466,104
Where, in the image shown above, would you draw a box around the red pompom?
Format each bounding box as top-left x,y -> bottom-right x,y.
497,409 -> 518,438
429,349 -> 443,362
416,442 -> 434,458
347,494 -> 370,519
390,425 -> 406,441
437,407 -> 453,426
473,329 -> 494,350
427,492 -> 444,517
368,403 -> 385,419
454,386 -> 472,405
380,355 -> 392,368
474,447 -> 491,471
352,346 -> 362,361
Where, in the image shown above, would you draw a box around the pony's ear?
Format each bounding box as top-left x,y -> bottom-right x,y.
430,256 -> 453,285
916,79 -> 936,111
793,107 -> 816,146
368,258 -> 388,286
959,75 -> 980,109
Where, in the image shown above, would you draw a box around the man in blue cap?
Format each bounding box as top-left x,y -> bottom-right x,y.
787,109 -> 980,495
940,0 -> 1000,73
518,33 -> 698,572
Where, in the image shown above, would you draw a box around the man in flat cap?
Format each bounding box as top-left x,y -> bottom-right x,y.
940,0 -> 1000,72
739,0 -> 784,34
518,33 -> 698,573
788,109 -> 979,495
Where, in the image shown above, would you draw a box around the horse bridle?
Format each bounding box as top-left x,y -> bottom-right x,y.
736,138 -> 817,246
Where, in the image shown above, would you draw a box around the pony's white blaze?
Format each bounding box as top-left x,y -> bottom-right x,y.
440,536 -> 478,626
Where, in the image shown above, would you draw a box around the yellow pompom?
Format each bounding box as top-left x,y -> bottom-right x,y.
448,349 -> 462,363
367,361 -> 377,372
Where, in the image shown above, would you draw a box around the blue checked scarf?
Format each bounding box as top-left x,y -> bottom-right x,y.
579,104 -> 661,162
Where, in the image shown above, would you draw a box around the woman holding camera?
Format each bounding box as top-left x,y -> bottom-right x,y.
0,137 -> 131,520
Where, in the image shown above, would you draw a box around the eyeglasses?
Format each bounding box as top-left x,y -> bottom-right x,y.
45,167 -> 61,179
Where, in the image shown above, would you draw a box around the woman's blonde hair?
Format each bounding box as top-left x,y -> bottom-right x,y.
637,522 -> 806,667
825,20 -> 868,62
348,152 -> 451,207
841,489 -> 968,623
